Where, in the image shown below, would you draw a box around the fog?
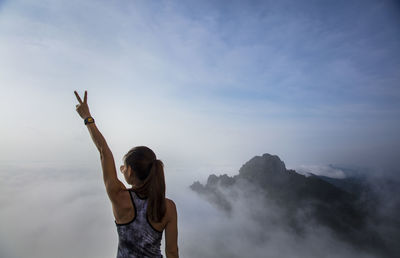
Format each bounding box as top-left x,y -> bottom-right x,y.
1,160 -> 398,258
185,170 -> 400,258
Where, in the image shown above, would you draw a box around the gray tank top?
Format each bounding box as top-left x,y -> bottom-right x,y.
115,189 -> 163,258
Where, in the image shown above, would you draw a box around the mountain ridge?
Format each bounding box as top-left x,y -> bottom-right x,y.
190,153 -> 395,257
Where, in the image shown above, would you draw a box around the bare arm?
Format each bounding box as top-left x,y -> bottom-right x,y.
165,200 -> 179,258
86,122 -> 125,193
86,121 -> 107,153
74,90 -> 126,198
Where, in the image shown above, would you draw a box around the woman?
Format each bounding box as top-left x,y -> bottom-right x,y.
74,90 -> 179,258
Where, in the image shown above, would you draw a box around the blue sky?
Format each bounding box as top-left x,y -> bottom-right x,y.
0,0 -> 399,177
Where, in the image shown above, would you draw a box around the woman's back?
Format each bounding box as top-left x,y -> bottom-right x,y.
115,189 -> 163,257
114,189 -> 178,258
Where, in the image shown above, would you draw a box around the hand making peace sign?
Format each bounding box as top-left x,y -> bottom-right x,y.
74,90 -> 92,120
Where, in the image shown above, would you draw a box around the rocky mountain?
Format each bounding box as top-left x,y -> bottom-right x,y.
190,153 -> 398,257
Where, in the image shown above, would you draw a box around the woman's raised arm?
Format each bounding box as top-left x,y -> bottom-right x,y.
74,90 -> 126,199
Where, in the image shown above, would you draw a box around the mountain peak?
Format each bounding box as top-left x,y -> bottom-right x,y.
238,153 -> 287,183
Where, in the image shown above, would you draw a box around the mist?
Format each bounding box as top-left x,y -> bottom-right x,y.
188,159 -> 400,258
1,159 -> 399,258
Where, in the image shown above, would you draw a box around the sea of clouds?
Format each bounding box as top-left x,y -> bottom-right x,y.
1,162 -> 398,258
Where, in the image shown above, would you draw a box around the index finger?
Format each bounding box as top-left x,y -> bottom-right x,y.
74,91 -> 83,104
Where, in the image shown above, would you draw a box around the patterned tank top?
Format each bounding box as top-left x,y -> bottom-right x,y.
115,189 -> 163,258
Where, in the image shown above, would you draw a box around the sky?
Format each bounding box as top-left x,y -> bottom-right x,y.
0,0 -> 399,257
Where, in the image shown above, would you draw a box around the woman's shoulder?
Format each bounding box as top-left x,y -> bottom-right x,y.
165,198 -> 177,218
165,197 -> 176,207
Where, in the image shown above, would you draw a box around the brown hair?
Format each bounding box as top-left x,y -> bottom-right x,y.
123,146 -> 166,222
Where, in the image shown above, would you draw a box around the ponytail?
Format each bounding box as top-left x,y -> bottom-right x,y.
147,159 -> 166,222
124,146 -> 166,223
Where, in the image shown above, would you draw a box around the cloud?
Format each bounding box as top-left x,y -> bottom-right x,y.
0,165 -> 118,258
295,164 -> 347,178
1,159 -> 399,257
183,177 -> 381,258
0,0 -> 399,174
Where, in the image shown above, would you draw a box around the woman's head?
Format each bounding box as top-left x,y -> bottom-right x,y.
122,146 -> 166,222
122,146 -> 156,184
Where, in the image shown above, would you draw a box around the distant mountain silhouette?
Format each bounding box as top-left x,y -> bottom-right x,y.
190,153 -> 397,257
